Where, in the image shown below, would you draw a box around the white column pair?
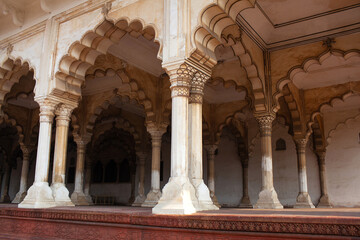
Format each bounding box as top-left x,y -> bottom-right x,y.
19,99 -> 76,208
153,63 -> 217,214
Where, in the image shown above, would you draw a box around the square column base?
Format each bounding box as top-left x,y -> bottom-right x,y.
51,183 -> 75,207
254,188 -> 283,209
192,179 -> 219,211
12,191 -> 27,203
142,190 -> 162,207
317,194 -> 332,208
152,177 -> 198,215
85,194 -> 94,205
132,194 -> 146,207
239,196 -> 252,208
294,192 -> 315,208
71,191 -> 90,206
19,182 -> 56,208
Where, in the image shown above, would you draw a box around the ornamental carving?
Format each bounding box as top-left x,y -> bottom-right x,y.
255,114 -> 275,137
295,138 -> 308,153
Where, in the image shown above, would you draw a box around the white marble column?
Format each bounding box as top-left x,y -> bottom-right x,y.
204,145 -> 220,207
0,163 -> 11,203
50,105 -> 74,206
294,138 -> 314,208
83,156 -> 93,204
254,114 -> 283,209
142,126 -> 167,207
239,158 -> 252,208
188,74 -> 218,211
132,152 -> 147,206
316,151 -> 332,208
71,135 -> 91,205
19,100 -> 57,208
12,145 -> 33,203
128,163 -> 136,205
153,63 -> 198,214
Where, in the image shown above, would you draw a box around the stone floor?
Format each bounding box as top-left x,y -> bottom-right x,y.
0,204 -> 359,239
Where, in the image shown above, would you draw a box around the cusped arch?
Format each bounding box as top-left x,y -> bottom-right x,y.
215,110 -> 248,144
91,116 -> 141,148
0,113 -> 24,145
273,49 -> 360,111
55,18 -> 162,98
192,1 -> 265,111
0,57 -> 36,113
326,113 -> 360,145
306,92 -> 360,139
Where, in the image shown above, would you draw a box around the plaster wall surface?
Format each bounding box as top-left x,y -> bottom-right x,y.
325,112 -> 360,207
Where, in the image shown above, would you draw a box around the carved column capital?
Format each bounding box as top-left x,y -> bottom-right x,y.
74,133 -> 92,148
189,71 -> 210,104
136,152 -> 147,165
36,98 -> 57,123
255,113 -> 275,137
294,138 -> 308,154
147,124 -> 167,144
55,104 -> 74,127
164,63 -> 193,98
316,150 -> 326,165
204,144 -> 218,156
20,145 -> 34,158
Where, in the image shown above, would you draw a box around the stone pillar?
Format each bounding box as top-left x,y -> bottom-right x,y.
142,126 -> 167,207
316,151 -> 332,208
294,138 -> 314,208
239,159 -> 252,208
50,105 -> 74,206
132,152 -> 147,206
19,100 -> 57,208
128,163 -> 136,205
204,145 -> 220,208
153,63 -> 198,214
12,145 -> 33,203
0,164 -> 11,203
253,113 -> 283,209
83,156 -> 93,205
188,73 -> 218,211
71,135 -> 91,205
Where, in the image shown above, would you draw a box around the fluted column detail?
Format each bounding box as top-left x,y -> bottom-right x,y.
204,145 -> 220,207
142,125 -> 167,207
71,134 -> 91,205
254,113 -> 283,209
50,104 -> 75,206
294,138 -> 314,208
19,99 -> 57,208
316,151 -> 332,208
12,145 -> 34,203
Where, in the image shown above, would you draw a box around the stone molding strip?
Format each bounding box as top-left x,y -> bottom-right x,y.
0,207 -> 359,237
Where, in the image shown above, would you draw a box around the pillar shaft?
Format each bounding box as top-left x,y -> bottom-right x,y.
83,157 -> 93,204
12,145 -> 33,203
188,94 -> 217,211
254,114 -> 283,209
316,151 -> 332,208
153,63 -> 198,214
19,100 -> 57,208
294,138 -> 314,208
71,135 -> 91,205
205,145 -> 220,207
51,105 -> 74,206
239,160 -> 252,207
132,152 -> 147,206
0,164 -> 11,203
142,126 -> 166,207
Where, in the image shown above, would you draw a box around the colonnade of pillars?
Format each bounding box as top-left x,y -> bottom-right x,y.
1,67 -> 331,213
